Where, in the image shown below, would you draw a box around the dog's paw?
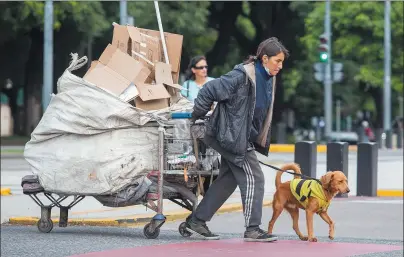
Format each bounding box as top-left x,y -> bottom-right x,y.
329,235 -> 334,240
299,236 -> 308,241
308,237 -> 318,242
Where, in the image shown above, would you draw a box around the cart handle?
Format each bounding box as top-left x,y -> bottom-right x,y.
170,113 -> 210,123
171,112 -> 192,119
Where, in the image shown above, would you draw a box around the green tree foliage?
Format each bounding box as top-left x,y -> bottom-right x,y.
3,1 -> 399,135
302,1 -> 403,92
300,1 -> 403,126
0,1 -> 109,40
0,1 -> 110,135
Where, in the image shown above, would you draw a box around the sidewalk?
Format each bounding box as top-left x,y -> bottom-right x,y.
4,191 -> 273,226
2,151 -> 403,226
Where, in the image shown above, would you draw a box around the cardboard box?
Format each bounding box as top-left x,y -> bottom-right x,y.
112,24 -> 183,84
138,28 -> 183,73
154,62 -> 185,104
84,44 -> 150,97
139,28 -> 183,84
86,61 -> 99,75
135,83 -> 171,111
83,24 -> 185,111
134,82 -> 186,111
112,24 -> 160,79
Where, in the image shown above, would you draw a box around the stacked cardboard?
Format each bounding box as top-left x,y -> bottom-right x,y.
83,23 -> 184,111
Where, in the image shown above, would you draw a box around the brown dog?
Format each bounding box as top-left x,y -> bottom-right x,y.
268,163 -> 350,242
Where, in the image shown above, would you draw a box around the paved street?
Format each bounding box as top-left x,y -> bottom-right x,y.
1,0 -> 403,255
1,148 -> 403,256
1,197 -> 403,257
1,149 -> 403,223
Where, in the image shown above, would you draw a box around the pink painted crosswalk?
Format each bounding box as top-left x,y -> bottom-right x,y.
70,239 -> 403,257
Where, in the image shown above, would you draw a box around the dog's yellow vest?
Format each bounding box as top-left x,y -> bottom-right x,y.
290,179 -> 330,213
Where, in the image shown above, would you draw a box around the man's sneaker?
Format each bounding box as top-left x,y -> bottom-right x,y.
186,219 -> 220,240
244,228 -> 278,242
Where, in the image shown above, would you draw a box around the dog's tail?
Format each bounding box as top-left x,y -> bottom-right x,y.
275,163 -> 302,189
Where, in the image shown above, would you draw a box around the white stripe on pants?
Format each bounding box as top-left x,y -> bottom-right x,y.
243,159 -> 255,227
193,150 -> 265,228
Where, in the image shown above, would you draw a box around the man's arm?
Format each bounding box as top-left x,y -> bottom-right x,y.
192,69 -> 245,119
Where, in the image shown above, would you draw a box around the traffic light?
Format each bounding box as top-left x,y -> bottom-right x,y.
318,33 -> 329,63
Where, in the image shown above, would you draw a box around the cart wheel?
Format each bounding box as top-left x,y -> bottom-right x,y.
143,223 -> 160,239
179,222 -> 192,237
37,219 -> 53,233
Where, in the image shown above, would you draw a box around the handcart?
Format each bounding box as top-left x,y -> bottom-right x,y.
21,116 -> 220,239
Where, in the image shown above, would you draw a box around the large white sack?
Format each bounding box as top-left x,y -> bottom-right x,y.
24,53 -> 193,195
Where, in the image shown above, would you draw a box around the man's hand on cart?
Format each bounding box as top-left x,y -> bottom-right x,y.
192,112 -> 211,124
191,111 -> 199,123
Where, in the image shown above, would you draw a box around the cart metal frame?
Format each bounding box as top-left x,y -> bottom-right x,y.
24,122 -> 220,239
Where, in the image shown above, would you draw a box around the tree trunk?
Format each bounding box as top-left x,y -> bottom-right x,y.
0,32 -> 31,136
367,86 -> 383,128
273,72 -> 285,125
206,2 -> 242,71
1,86 -> 22,135
23,28 -> 44,136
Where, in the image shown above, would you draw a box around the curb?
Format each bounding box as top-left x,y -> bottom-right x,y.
1,188 -> 11,196
377,190 -> 404,197
8,200 -> 273,227
269,144 -> 357,153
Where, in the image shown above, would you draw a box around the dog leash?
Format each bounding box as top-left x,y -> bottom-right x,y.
258,160 -> 322,185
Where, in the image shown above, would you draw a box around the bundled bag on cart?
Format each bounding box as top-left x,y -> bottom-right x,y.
23,53 -> 193,197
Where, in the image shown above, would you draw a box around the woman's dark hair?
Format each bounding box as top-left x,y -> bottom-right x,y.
244,37 -> 290,64
185,55 -> 207,81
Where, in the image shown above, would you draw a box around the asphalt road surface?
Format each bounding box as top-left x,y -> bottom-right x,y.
1,197 -> 402,257
2,150 -> 402,223
2,150 -> 403,196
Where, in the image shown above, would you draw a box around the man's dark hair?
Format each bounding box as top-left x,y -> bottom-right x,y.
244,37 -> 290,64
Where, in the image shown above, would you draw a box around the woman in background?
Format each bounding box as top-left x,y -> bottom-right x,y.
181,56 -> 214,103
